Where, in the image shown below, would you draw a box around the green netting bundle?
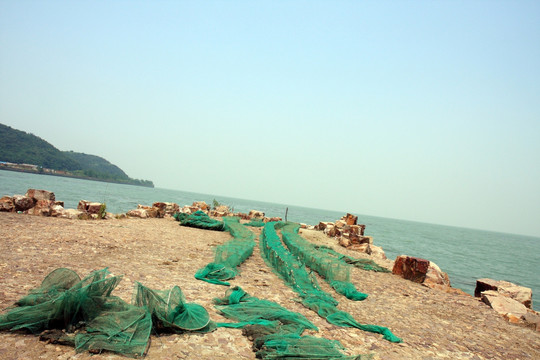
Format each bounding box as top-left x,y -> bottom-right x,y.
260,222 -> 402,343
0,268 -> 215,357
133,282 -> 216,333
214,287 -> 368,359
74,297 -> 152,356
313,245 -> 390,273
174,210 -> 225,231
260,222 -> 338,313
280,223 -> 368,301
243,219 -> 266,227
195,217 -> 256,286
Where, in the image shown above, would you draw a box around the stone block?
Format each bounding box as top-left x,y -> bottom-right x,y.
13,195 -> 35,211
0,196 -> 14,212
25,189 -> 55,201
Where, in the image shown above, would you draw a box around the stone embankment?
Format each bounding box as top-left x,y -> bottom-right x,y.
0,189 -> 282,222
312,212 -> 540,331
1,188 -> 539,332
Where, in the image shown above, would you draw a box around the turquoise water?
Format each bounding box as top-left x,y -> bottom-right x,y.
1,169 -> 539,311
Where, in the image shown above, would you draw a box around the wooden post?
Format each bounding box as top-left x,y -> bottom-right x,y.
285,207 -> 288,222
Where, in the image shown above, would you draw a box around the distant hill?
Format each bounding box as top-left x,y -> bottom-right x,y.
0,123 -> 154,187
62,151 -> 130,179
0,123 -> 81,171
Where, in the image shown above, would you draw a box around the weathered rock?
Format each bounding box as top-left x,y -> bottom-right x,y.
339,236 -> 351,248
349,225 -> 361,235
498,282 -> 533,309
324,225 -> 340,237
343,213 -> 358,226
521,310 -> 540,331
25,189 -> 55,201
475,278 -> 533,309
0,196 -> 15,212
192,201 -> 209,211
359,224 -> 366,236
334,220 -> 347,229
367,244 -> 387,260
267,217 -> 282,222
126,209 -> 148,218
474,278 -> 500,297
352,235 -> 373,245
349,243 -> 370,253
152,202 -> 179,216
211,211 -> 228,218
317,222 -> 332,231
13,195 -> 35,212
481,290 -> 528,319
77,200 -> 105,216
181,206 -> 192,214
248,210 -> 265,219
50,204 -> 65,217
214,205 -> 230,213
27,200 -> 54,216
59,209 -> 84,219
424,261 -> 451,287
393,255 -> 448,285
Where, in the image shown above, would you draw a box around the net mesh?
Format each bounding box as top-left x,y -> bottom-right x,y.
243,219 -> 266,227
174,210 -> 226,231
195,217 -> 256,285
0,268 -> 214,357
260,222 -> 401,343
313,245 -> 391,273
281,222 -> 368,301
214,286 -> 370,359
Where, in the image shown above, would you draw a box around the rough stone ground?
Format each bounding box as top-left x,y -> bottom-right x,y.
0,212 -> 538,360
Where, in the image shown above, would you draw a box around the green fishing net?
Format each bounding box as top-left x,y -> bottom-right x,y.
214,286 -> 370,359
313,245 -> 391,273
280,222 -> 368,301
0,268 -> 214,357
260,222 -> 401,343
243,219 -> 266,227
133,282 -> 216,333
195,217 -> 256,285
174,210 -> 226,231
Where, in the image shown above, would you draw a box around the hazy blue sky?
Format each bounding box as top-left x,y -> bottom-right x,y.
1,1 -> 539,236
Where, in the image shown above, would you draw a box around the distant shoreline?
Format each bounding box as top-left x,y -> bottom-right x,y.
0,167 -> 154,188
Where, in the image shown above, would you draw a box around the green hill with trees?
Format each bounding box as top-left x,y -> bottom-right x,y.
0,123 -> 154,187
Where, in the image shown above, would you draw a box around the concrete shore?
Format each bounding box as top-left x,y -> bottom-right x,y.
0,212 -> 538,359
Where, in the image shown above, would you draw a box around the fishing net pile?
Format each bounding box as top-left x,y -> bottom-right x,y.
174,210 -> 226,231
0,268 -> 214,357
260,222 -> 401,343
195,216 -> 256,285
214,286 -> 370,359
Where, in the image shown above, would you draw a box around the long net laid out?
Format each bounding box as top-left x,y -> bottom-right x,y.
313,245 -> 391,273
0,268 -> 214,357
280,222 -> 368,301
174,210 -> 226,231
195,217 -> 256,285
243,218 -> 266,227
260,222 -> 401,343
214,286 -> 370,359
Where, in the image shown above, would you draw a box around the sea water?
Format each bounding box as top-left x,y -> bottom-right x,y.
1,169 -> 539,311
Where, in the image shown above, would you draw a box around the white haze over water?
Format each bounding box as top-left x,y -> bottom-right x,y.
1,170 -> 539,312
